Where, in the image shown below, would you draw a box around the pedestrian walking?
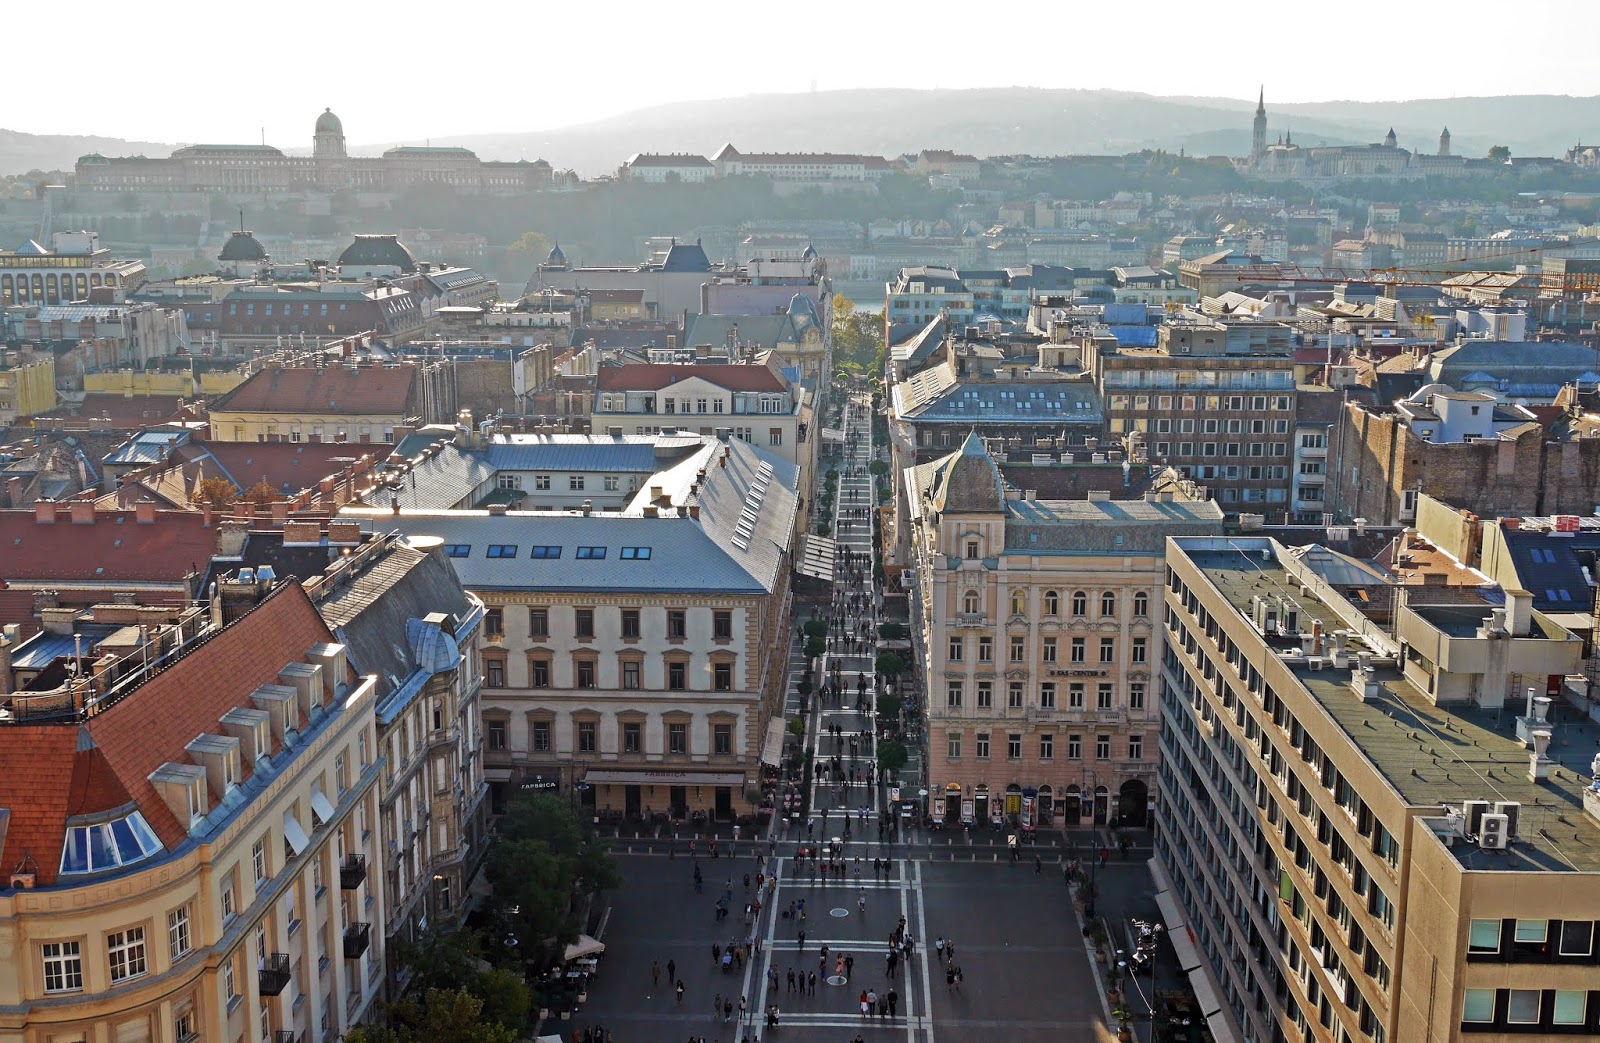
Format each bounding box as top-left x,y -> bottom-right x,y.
676,980 -> 686,1003
887,988 -> 899,1017
797,929 -> 806,951
808,970 -> 817,995
786,968 -> 796,993
652,960 -> 660,990
667,959 -> 676,984
845,953 -> 854,980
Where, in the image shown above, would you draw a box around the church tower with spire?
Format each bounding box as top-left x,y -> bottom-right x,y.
1439,127 -> 1451,156
1251,87 -> 1268,165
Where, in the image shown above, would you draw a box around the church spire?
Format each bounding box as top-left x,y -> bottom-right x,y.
1256,85 -> 1265,116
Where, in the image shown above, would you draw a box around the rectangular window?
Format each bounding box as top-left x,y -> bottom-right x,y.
485,659 -> 505,688
605,475 -> 620,491
1070,638 -> 1085,664
575,546 -> 606,559
1129,735 -> 1143,760
623,722 -> 642,753
1559,920 -> 1594,956
107,926 -> 147,983
946,681 -> 963,708
713,611 -> 733,640
1131,638 -> 1147,664
1007,733 -> 1021,760
41,941 -> 83,993
769,428 -> 783,446
965,541 -> 979,560
484,608 -> 504,636
575,608 -> 595,639
622,661 -> 641,690
577,721 -> 596,752
530,608 -> 549,636
975,733 -> 990,759
1007,683 -> 1024,709
443,544 -> 471,558
487,719 -> 506,750
1009,636 -> 1025,663
1040,683 -> 1056,709
976,682 -> 992,709
714,662 -> 733,691
621,609 -> 641,638
529,545 -> 562,559
1129,683 -> 1145,710
668,662 -> 686,691
1068,734 -> 1082,760
978,637 -> 993,662
168,906 -> 192,960
1068,683 -> 1084,709
253,838 -> 267,883
486,544 -> 518,558
947,734 -> 962,759
1507,989 -> 1540,1025
713,724 -> 732,755
1555,990 -> 1587,1026
569,476 -> 585,491
576,661 -> 596,689
1095,734 -> 1111,760
529,660 -> 549,688
1468,919 -> 1501,954
1514,919 -> 1548,945
1094,683 -> 1112,710
948,637 -> 964,662
1040,734 -> 1054,760
668,723 -> 687,755
620,546 -> 652,559
667,610 -> 687,639
1042,638 -> 1057,663
532,721 -> 551,752
1099,638 -> 1115,663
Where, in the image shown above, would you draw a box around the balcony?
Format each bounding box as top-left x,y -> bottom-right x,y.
340,854 -> 367,890
344,922 -> 372,960
276,1032 -> 300,1043
952,613 -> 987,628
259,953 -> 291,996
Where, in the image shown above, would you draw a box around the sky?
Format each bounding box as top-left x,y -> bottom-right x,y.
10,0 -> 1600,146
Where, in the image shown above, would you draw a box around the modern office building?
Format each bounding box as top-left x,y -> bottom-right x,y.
1156,535 -> 1595,1043
901,433 -> 1222,828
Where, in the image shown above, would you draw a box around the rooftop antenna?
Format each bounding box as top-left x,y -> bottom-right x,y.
239,207 -> 245,235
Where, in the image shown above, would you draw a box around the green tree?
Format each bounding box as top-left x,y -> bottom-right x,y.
803,619 -> 829,639
877,740 -> 908,778
503,230 -> 554,279
805,635 -> 826,658
487,794 -> 618,965
347,988 -> 514,1043
1487,145 -> 1511,162
877,621 -> 906,642
875,652 -> 904,678
876,692 -> 902,718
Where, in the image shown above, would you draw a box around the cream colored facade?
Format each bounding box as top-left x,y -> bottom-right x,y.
0,591 -> 386,1043
902,435 -> 1223,828
0,357 -> 56,424
1158,536 -> 1597,1043
207,410 -> 405,446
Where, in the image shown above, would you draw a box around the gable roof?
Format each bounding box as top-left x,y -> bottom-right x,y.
0,508 -> 217,587
213,365 -> 417,416
595,362 -> 787,394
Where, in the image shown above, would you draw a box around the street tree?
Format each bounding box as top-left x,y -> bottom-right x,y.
1487,145 -> 1511,162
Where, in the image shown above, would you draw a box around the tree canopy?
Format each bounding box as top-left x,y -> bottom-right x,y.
486,793 -> 618,965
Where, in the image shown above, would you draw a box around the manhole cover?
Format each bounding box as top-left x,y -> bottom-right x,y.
830,907 -> 850,918
826,974 -> 848,986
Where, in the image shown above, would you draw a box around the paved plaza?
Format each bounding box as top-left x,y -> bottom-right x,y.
555,394 -> 1164,1043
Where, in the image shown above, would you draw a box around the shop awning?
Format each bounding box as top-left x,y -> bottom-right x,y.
564,934 -> 606,962
484,767 -> 513,782
583,769 -> 746,787
760,718 -> 786,767
1206,1010 -> 1236,1042
1189,965 -> 1225,1020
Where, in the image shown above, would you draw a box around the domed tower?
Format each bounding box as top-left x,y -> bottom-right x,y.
1439,126 -> 1451,156
313,108 -> 346,159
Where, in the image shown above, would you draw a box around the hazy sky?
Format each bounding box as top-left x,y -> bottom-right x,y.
12,0 -> 1599,145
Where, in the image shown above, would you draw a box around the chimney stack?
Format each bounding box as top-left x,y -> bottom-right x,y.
34,499 -> 56,524
135,499 -> 156,524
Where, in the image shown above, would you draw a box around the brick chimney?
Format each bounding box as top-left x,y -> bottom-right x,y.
135,499 -> 156,524
70,500 -> 96,525
34,499 -> 56,524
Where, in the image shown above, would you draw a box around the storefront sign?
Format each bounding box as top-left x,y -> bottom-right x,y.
519,773 -> 560,792
1046,668 -> 1110,678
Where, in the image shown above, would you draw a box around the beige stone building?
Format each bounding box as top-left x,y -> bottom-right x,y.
0,582 -> 385,1043
901,433 -> 1222,827
341,434 -> 798,824
1157,535 -> 1596,1043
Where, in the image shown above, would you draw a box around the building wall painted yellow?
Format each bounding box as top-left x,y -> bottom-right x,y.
0,359 -> 57,423
206,411 -> 404,444
82,371 -> 248,398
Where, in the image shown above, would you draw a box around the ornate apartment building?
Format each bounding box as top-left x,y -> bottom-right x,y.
0,583 -> 385,1043
342,434 -> 798,825
901,434 -> 1222,828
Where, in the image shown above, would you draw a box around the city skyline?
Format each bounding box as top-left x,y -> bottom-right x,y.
9,0 -> 1600,146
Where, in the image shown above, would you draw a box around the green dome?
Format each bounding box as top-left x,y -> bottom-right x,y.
315,108 -> 343,135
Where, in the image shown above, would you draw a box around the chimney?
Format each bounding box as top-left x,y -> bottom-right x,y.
1504,588 -> 1533,637
217,521 -> 250,558
643,505 -> 659,518
70,500 -> 96,525
135,499 -> 156,524
650,485 -> 664,503
1528,728 -> 1553,781
34,499 -> 56,524
688,504 -> 700,520
487,503 -> 509,516
582,500 -> 593,515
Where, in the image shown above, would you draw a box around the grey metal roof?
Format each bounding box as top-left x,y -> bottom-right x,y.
898,374 -> 1103,425
103,430 -> 190,466
339,439 -> 795,595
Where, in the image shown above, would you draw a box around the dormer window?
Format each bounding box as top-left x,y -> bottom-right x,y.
59,810 -> 164,876
966,541 -> 980,560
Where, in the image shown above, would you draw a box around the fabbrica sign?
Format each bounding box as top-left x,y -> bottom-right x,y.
520,774 -> 560,791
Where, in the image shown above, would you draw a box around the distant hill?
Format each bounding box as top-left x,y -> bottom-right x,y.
0,128 -> 171,178
7,88 -> 1597,179
364,88 -> 1600,176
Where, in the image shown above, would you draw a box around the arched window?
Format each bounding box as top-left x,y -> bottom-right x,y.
1101,592 -> 1117,618
1071,591 -> 1088,617
963,590 -> 980,614
1133,592 -> 1149,618
1011,592 -> 1026,616
1044,590 -> 1060,616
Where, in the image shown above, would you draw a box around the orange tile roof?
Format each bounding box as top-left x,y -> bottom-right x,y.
215,365 -> 416,416
595,362 -> 786,394
0,730 -> 78,882
0,509 -> 217,585
89,580 -> 337,850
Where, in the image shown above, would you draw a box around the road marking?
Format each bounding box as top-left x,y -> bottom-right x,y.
913,858 -> 935,1043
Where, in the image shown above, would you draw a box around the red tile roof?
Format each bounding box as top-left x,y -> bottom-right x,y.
89,581 -> 337,851
0,509 -> 217,585
0,582 -> 338,885
595,362 -> 786,394
215,365 -> 416,416
32,394 -> 187,427
193,439 -> 379,494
